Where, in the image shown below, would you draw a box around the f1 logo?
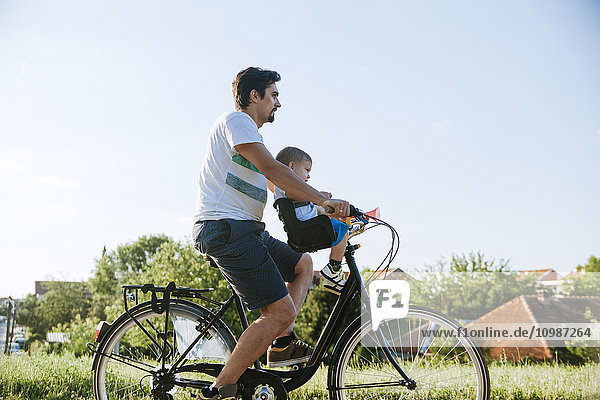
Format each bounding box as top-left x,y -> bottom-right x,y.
369,280 -> 410,330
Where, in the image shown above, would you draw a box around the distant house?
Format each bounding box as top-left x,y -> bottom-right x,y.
367,267 -> 416,282
46,332 -> 71,343
517,268 -> 560,282
561,265 -> 586,281
469,295 -> 600,361
516,269 -> 563,293
35,281 -> 91,299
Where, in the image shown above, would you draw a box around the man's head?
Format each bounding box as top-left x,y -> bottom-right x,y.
276,146 -> 313,182
233,67 -> 281,121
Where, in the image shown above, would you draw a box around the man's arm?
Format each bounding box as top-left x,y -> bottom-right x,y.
235,142 -> 349,217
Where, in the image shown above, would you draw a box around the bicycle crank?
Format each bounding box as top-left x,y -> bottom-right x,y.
239,369 -> 287,400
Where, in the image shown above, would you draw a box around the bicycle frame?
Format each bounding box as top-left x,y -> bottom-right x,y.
101,239 -> 414,393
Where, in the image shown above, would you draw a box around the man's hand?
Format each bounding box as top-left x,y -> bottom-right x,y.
323,199 -> 350,218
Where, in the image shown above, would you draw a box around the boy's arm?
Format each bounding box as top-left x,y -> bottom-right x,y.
235,142 -> 349,217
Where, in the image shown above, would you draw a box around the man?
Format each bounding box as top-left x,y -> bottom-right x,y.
192,67 -> 349,399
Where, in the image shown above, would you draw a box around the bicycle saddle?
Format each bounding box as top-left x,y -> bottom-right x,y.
273,198 -> 336,253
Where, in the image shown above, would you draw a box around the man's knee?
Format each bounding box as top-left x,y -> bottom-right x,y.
295,254 -> 313,278
261,295 -> 297,328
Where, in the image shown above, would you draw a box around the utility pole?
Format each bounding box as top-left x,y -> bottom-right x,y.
8,300 -> 16,353
3,297 -> 12,355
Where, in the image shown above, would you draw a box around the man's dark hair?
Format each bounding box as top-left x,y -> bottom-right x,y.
276,146 -> 312,166
232,67 -> 281,110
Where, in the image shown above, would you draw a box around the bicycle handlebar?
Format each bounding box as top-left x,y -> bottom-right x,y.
349,205 -> 363,218
324,204 -> 364,218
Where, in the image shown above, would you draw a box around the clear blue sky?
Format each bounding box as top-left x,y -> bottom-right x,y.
1,0 -> 599,298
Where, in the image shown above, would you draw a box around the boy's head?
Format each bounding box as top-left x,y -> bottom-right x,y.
276,146 -> 313,182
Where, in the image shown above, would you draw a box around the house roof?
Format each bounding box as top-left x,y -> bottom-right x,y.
470,295 -> 600,360
516,269 -> 560,282
364,268 -> 416,281
46,332 -> 71,343
473,295 -> 600,325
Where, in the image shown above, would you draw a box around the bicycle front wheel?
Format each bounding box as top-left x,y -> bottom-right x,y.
328,306 -> 490,400
93,299 -> 236,400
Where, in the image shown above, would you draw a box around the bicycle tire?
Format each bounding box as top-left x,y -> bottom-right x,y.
328,306 -> 490,400
93,299 -> 236,400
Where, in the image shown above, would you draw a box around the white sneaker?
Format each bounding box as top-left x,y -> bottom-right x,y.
321,263 -> 346,295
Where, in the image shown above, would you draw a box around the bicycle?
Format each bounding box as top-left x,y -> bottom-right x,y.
88,204 -> 490,400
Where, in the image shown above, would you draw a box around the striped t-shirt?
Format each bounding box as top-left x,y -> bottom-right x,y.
194,111 -> 268,222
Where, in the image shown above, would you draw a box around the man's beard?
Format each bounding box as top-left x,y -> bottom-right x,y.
267,109 -> 276,123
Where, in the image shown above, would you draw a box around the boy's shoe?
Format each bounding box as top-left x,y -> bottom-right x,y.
267,332 -> 313,368
321,263 -> 347,295
198,383 -> 238,400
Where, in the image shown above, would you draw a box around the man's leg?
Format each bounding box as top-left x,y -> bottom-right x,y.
260,231 -> 314,367
213,295 -> 297,387
278,253 -> 313,337
196,221 -> 298,390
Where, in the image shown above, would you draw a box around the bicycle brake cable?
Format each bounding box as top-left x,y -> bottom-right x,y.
361,214 -> 401,286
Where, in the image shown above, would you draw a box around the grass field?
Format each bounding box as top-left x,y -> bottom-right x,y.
0,353 -> 598,400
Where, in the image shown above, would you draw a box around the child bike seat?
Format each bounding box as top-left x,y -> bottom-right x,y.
273,198 -> 336,253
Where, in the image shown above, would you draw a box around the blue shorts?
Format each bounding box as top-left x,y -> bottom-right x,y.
331,219 -> 350,247
193,219 -> 303,311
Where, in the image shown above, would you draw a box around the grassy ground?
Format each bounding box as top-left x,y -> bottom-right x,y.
0,353 -> 598,399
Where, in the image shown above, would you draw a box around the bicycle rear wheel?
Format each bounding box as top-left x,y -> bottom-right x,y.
93,299 -> 236,400
328,306 -> 490,400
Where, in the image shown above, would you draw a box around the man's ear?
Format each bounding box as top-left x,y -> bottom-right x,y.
250,89 -> 260,104
287,161 -> 295,170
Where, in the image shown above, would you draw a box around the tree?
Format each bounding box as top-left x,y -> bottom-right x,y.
17,294 -> 45,335
449,251 -> 510,272
585,255 -> 600,273
88,235 -> 171,319
562,260 -> 600,296
17,282 -> 91,337
410,252 -> 537,320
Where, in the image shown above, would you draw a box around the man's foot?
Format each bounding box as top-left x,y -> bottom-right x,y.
321,261 -> 346,295
267,332 -> 313,368
198,383 -> 238,400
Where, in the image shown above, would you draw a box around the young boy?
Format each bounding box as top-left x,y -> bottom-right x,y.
273,146 -> 349,294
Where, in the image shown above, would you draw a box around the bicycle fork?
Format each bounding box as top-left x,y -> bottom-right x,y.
348,246 -> 417,390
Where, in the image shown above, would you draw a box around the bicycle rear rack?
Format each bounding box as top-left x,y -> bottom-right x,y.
121,282 -> 221,313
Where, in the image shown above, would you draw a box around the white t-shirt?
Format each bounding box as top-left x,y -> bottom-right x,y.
194,111 -> 268,222
273,185 -> 318,221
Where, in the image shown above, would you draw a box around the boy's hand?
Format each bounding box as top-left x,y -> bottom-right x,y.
322,199 -> 350,218
320,191 -> 332,198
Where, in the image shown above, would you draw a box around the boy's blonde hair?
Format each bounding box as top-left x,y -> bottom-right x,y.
275,146 -> 312,166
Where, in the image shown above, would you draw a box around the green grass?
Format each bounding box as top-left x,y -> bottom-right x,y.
0,353 -> 598,399
488,362 -> 599,400
0,353 -> 92,400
